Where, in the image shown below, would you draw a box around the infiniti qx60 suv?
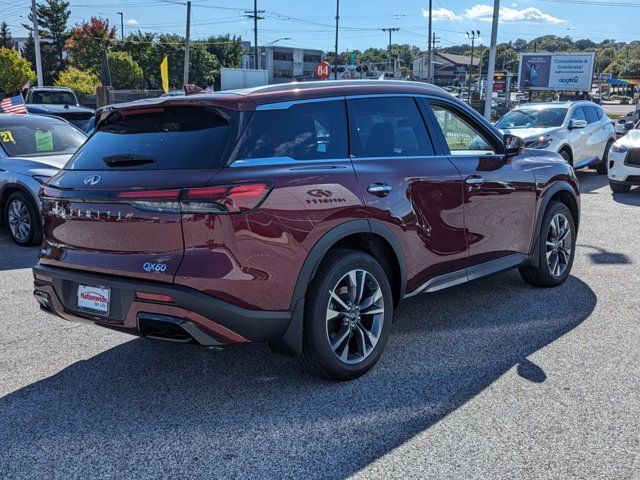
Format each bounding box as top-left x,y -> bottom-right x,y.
33,81 -> 580,380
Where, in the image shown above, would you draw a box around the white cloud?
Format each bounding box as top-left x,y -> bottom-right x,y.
126,18 -> 139,25
421,7 -> 461,21
464,4 -> 566,24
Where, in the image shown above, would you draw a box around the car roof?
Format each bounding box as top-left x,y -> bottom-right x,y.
516,100 -> 599,109
100,80 -> 452,112
0,113 -> 71,126
30,86 -> 74,92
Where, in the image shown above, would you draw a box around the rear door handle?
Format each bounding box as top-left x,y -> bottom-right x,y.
367,183 -> 392,197
465,176 -> 485,185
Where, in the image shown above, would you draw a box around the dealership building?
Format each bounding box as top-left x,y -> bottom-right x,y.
412,52 -> 480,86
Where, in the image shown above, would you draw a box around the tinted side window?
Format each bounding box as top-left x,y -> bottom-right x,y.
232,100 -> 347,161
431,105 -> 496,155
584,106 -> 599,124
349,97 -> 434,158
571,107 -> 587,122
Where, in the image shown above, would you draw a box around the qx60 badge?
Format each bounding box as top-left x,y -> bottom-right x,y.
83,175 -> 102,186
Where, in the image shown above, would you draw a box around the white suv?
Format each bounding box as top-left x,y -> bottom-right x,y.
608,120 -> 640,193
496,101 -> 616,174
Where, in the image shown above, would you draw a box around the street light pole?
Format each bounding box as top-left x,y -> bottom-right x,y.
466,30 -> 480,103
31,0 -> 43,86
183,1 -> 191,86
117,12 -> 124,41
427,0 -> 433,83
484,0 -> 500,119
334,0 -> 340,80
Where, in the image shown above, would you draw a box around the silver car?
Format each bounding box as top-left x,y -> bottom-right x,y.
0,114 -> 86,246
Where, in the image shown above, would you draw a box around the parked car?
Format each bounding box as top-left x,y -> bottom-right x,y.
0,113 -> 87,245
25,86 -> 95,131
608,119 -> 640,193
495,101 -> 616,174
32,80 -> 580,380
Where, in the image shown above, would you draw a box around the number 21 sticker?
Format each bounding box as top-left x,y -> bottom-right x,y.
0,131 -> 15,143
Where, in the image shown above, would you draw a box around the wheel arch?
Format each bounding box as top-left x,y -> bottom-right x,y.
557,144 -> 573,165
269,219 -> 406,357
0,183 -> 38,226
528,182 -> 580,267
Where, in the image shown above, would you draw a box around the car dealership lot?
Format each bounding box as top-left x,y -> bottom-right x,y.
0,172 -> 638,479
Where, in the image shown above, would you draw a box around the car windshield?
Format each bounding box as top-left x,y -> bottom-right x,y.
31,91 -> 76,105
0,118 -> 86,157
496,108 -> 568,129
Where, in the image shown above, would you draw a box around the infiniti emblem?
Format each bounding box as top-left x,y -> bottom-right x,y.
83,175 -> 102,186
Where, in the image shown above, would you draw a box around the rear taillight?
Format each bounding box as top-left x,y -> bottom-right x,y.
115,183 -> 272,214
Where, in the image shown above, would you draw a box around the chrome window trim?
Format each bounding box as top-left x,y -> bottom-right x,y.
230,156 -> 350,168
255,96 -> 346,110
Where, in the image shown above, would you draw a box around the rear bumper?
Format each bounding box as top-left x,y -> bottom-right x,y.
32,264 -> 292,346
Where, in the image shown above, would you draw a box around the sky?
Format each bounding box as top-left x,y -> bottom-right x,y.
2,0 -> 640,52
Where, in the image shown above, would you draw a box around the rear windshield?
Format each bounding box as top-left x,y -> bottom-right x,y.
65,105 -> 238,170
31,91 -> 77,105
0,118 -> 86,157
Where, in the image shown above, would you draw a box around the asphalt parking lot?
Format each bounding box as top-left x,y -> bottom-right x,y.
0,172 -> 638,479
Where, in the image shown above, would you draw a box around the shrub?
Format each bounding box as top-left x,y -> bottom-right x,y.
55,67 -> 100,97
107,51 -> 144,89
0,47 -> 35,94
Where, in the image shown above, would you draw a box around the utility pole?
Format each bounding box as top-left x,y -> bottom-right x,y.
31,0 -> 43,86
117,12 -> 124,41
426,0 -> 433,83
625,45 -> 630,74
334,0 -> 340,79
382,27 -> 399,73
183,1 -> 191,86
245,1 -> 264,70
484,0 -> 500,119
466,30 -> 480,103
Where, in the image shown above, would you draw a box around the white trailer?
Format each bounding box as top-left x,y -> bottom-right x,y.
220,68 -> 269,90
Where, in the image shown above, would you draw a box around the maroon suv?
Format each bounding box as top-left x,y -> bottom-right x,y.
33,81 -> 580,380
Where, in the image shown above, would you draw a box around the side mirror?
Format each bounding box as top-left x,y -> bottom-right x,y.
504,134 -> 524,157
624,121 -> 635,131
569,119 -> 587,129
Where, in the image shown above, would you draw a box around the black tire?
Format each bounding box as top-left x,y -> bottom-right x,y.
299,249 -> 394,380
4,191 -> 42,247
519,202 -> 576,288
596,141 -> 612,175
559,148 -> 572,166
609,181 -> 631,193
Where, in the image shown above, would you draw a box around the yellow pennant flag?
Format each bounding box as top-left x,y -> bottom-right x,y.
160,55 -> 169,93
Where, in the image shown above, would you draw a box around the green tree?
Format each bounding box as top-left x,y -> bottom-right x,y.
24,0 -> 71,83
203,34 -> 244,68
188,45 -> 219,87
107,51 -> 143,89
66,17 -> 116,73
0,48 -> 36,94
55,66 -> 100,97
0,21 -> 13,49
117,31 -> 157,87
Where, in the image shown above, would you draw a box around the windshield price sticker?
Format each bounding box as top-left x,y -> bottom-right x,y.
0,130 -> 15,143
35,130 -> 54,152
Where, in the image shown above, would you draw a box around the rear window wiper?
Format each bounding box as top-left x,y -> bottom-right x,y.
103,154 -> 156,166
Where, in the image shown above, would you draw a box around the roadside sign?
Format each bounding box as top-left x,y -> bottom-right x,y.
350,53 -> 357,65
316,61 -> 330,80
518,52 -> 595,91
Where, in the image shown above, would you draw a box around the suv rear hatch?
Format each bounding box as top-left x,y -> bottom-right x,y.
39,103 -> 242,283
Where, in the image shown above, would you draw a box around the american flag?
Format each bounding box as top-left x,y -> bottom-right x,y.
0,95 -> 27,115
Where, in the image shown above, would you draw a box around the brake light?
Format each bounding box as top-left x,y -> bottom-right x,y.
181,183 -> 271,214
115,183 -> 272,214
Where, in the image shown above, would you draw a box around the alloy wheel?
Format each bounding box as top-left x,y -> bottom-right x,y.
325,269 -> 385,365
546,213 -> 572,277
7,199 -> 31,243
